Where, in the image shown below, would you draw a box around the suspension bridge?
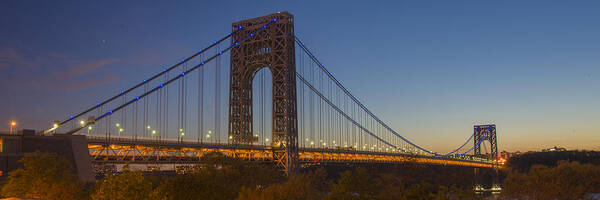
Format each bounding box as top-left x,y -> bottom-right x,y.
33,12 -> 499,175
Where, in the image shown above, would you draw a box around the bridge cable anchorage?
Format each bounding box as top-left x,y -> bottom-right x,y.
46,28 -> 245,135
59,20 -> 279,135
295,36 -> 480,156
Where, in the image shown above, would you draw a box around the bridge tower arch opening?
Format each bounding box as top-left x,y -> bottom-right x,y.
228,12 -> 298,174
251,67 -> 273,145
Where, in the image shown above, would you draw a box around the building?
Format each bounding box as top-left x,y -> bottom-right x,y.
500,150 -> 521,160
542,146 -> 567,152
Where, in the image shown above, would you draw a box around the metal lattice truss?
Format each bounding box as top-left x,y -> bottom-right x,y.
229,12 -> 298,174
88,144 -> 272,164
87,137 -> 495,168
474,124 -> 498,160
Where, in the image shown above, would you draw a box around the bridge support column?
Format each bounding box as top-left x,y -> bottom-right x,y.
0,133 -> 94,182
229,12 -> 298,174
473,124 -> 500,193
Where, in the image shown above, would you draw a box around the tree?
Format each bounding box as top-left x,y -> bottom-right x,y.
503,161 -> 600,200
0,151 -> 83,199
374,172 -> 404,200
152,152 -> 285,200
237,169 -> 328,200
237,174 -> 320,200
150,174 -> 206,200
401,181 -> 438,200
90,166 -> 152,200
325,167 -> 382,200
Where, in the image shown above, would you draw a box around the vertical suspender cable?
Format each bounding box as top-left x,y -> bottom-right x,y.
319,64 -> 323,147
198,54 -> 203,143
299,50 -> 304,147
121,93 -> 125,137
156,85 -> 160,139
182,62 -> 185,141
164,82 -> 168,140
312,60 -> 316,147
215,45 -> 220,143
134,100 -> 137,140
144,83 -> 148,138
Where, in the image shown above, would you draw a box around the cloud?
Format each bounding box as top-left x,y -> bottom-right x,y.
0,46 -> 121,92
57,58 -> 119,79
0,47 -> 36,69
52,58 -> 121,91
61,74 -> 120,91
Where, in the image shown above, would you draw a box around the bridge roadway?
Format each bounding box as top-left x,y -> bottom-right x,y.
87,136 -> 497,168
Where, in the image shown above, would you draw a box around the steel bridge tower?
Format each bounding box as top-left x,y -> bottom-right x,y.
473,124 -> 500,193
474,124 -> 497,160
228,12 -> 298,174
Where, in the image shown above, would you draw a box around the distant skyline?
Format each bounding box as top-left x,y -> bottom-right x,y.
1,1 -> 598,152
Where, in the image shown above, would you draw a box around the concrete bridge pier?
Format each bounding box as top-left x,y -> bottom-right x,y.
0,132 -> 94,182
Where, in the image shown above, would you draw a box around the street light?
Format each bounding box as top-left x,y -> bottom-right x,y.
9,121 -> 16,134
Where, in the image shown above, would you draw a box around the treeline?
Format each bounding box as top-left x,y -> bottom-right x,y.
2,151 -> 599,199
507,150 -> 600,172
503,161 -> 600,199
1,151 -> 481,200
502,150 -> 600,199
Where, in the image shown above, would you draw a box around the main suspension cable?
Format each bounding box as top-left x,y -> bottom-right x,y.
63,19 -> 279,135
53,28 -> 245,132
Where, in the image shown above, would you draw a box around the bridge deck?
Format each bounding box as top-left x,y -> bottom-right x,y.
87,136 -> 497,168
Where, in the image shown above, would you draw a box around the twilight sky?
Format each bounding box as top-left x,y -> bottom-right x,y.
1,1 -> 598,152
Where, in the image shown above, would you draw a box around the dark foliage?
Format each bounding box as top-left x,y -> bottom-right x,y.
503,161 -> 600,200
507,150 -> 600,172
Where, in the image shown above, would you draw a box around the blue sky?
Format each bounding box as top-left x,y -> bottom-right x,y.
1,1 -> 598,152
